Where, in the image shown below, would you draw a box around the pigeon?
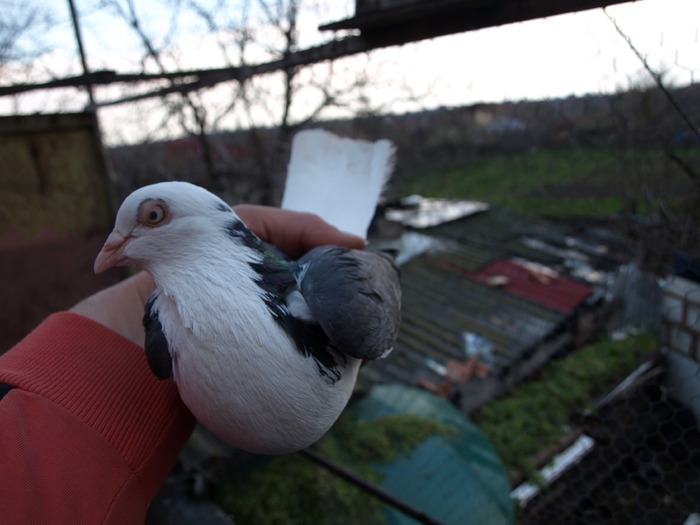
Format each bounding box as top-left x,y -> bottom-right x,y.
93,130 -> 401,454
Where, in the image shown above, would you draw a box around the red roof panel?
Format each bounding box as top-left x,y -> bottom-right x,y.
470,259 -> 593,313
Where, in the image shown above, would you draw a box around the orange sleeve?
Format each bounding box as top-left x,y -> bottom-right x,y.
0,312 -> 195,524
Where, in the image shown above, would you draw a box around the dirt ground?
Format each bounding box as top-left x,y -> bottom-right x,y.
0,235 -> 126,353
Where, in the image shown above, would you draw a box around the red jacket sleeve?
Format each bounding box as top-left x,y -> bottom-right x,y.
0,312 -> 195,524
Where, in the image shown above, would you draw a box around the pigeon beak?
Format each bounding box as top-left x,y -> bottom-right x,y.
94,230 -> 132,274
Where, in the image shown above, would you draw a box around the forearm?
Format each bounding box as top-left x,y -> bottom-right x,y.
0,312 -> 194,523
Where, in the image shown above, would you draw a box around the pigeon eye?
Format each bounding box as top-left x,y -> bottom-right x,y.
138,199 -> 170,227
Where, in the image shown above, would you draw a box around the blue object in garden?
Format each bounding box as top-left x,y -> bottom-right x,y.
351,385 -> 514,525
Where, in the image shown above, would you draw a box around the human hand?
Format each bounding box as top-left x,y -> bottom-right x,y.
234,204 -> 365,257
71,206 -> 365,346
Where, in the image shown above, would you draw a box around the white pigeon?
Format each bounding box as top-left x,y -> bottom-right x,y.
94,130 -> 401,454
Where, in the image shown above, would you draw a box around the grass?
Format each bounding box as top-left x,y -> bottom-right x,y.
392,146 -> 700,218
473,333 -> 659,481
217,412 -> 456,525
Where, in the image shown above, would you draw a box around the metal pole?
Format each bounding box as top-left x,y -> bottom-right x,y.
67,0 -> 95,108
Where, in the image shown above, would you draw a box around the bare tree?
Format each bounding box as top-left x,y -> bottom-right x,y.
94,0 -> 392,204
96,0 -> 227,189
0,1 -> 52,74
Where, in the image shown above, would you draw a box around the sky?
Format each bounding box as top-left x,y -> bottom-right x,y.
359,0 -> 700,107
2,0 -> 699,145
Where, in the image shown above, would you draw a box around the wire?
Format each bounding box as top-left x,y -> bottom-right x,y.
604,7 -> 700,143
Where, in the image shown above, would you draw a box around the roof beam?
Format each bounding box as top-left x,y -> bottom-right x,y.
0,0 -> 634,106
322,0 -> 634,42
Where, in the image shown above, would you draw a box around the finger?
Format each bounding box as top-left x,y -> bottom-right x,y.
234,205 -> 365,257
295,213 -> 366,255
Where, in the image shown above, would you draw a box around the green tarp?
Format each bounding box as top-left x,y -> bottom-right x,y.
351,385 -> 514,525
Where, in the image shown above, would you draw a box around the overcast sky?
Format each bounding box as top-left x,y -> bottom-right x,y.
3,0 -> 698,144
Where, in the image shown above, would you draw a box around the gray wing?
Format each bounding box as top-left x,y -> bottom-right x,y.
297,246 -> 401,360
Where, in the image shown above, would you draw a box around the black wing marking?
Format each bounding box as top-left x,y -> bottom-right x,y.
249,252 -> 346,384
267,304 -> 347,385
297,246 -> 401,361
143,292 -> 173,380
213,200 -> 233,213
225,218 -> 265,251
226,217 -> 348,384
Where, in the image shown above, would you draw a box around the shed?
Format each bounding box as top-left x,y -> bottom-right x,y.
0,112 -> 113,242
361,202 -> 633,413
0,112 -> 122,351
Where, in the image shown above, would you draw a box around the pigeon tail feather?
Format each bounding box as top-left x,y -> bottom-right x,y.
281,129 -> 395,239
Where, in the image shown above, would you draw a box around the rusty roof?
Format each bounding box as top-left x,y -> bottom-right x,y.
359,204 -> 633,412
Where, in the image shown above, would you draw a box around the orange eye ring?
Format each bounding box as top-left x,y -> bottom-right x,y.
138,199 -> 170,227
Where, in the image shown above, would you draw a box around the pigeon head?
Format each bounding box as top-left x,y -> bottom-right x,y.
94,181 -> 236,274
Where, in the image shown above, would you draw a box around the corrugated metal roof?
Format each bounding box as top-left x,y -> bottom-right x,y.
360,204 -> 633,413
469,259 -> 593,313
361,250 -> 567,386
